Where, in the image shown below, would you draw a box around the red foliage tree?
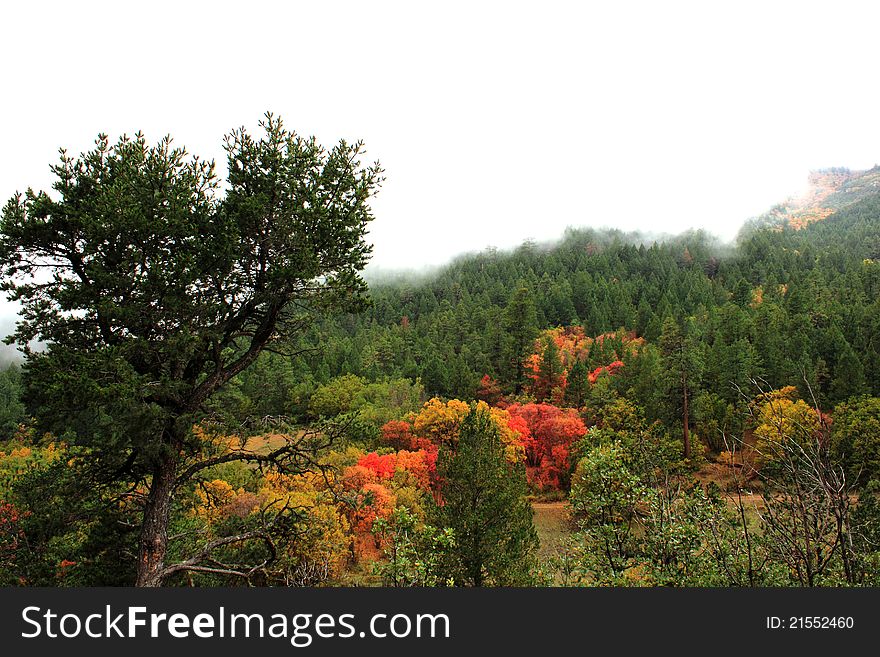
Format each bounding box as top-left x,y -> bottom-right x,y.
357,452 -> 398,479
380,420 -> 414,449
380,419 -> 434,451
356,448 -> 438,491
349,483 -> 397,560
506,403 -> 587,489
476,374 -> 505,407
523,327 -> 637,402
506,413 -> 533,456
0,502 -> 26,569
394,449 -> 438,490
588,359 -> 624,384
353,483 -> 396,533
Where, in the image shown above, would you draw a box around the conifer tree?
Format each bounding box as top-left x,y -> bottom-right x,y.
503,285 -> 538,393
432,405 -> 538,586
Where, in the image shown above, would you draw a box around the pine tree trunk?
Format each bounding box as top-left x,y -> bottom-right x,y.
682,372 -> 691,459
136,450 -> 178,587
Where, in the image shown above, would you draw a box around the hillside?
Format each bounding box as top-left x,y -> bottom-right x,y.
763,166 -> 880,229
194,184 -> 880,438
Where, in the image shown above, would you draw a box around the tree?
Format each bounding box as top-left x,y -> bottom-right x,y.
372,506 -> 454,587
753,394 -> 857,586
829,396 -> 880,486
569,442 -> 644,578
0,365 -> 25,440
409,398 -> 524,464
829,343 -> 867,403
752,386 -> 822,467
0,114 -> 382,586
503,285 -> 537,393
659,317 -> 703,459
564,359 -> 590,408
431,405 -> 538,586
309,374 -> 368,419
506,402 -> 586,489
533,334 -> 564,402
411,398 -> 470,446
475,374 -> 503,406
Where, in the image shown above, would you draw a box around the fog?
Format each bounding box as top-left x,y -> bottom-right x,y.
2,1 -> 880,343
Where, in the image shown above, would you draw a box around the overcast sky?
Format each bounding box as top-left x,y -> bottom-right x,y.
2,0 -> 880,278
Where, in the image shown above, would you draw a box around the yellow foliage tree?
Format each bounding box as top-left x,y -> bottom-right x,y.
410,398 -> 524,463
193,479 -> 261,524
411,398 -> 470,445
487,405 -> 527,463
258,471 -> 351,584
753,387 -> 822,465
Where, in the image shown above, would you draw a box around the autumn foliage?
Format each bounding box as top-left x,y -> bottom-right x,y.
476,374 -> 504,406
0,502 -> 26,569
381,398 -> 525,464
752,386 -> 830,466
376,390 -> 591,492
380,420 -> 418,450
356,449 -> 438,490
523,327 -> 640,403
589,360 -> 624,384
506,403 -> 587,489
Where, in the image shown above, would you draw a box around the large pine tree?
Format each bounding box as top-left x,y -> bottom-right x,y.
431,405 -> 538,586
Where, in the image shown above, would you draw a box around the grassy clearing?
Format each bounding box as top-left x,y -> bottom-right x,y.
532,502 -> 571,561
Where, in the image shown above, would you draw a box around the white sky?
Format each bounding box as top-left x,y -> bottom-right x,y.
2,0 -> 880,276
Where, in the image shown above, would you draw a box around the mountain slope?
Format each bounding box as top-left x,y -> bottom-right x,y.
764,166 -> 880,230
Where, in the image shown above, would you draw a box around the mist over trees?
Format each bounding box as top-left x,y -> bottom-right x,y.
1,118 -> 880,587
